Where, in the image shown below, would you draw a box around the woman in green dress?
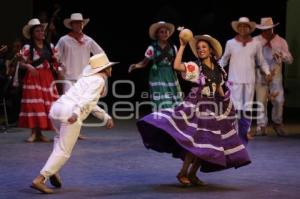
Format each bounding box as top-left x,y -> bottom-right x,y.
129,21 -> 182,111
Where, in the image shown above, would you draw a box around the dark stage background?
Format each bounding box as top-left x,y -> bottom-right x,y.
30,0 -> 288,111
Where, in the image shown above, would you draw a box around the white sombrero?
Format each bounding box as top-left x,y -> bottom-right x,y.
22,18 -> 48,39
189,34 -> 223,59
256,17 -> 279,30
231,17 -> 256,33
82,53 -> 119,76
149,21 -> 175,40
63,13 -> 90,29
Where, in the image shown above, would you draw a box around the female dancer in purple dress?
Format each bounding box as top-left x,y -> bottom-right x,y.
137,34 -> 251,186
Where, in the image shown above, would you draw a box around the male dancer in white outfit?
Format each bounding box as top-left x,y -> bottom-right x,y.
30,53 -> 118,194
220,17 -> 271,144
56,13 -> 104,139
254,17 -> 293,136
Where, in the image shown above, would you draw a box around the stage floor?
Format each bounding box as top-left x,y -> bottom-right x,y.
1,119 -> 300,199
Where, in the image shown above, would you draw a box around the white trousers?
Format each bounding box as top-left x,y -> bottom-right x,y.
40,102 -> 82,178
229,83 -> 255,111
255,80 -> 284,127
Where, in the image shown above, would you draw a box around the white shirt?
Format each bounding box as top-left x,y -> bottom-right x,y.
254,34 -> 293,83
56,34 -> 103,80
55,74 -> 111,122
220,38 -> 270,84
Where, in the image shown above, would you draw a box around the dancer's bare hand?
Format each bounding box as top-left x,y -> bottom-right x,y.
128,64 -> 136,73
179,38 -> 188,46
106,118 -> 114,129
68,113 -> 78,124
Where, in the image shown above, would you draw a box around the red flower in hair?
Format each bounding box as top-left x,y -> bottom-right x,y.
187,64 -> 195,72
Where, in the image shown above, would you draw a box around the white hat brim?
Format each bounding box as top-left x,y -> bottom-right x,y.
149,22 -> 175,40
63,18 -> 90,29
22,23 -> 48,39
256,23 -> 279,30
82,62 -> 119,76
231,21 -> 256,33
189,35 -> 223,59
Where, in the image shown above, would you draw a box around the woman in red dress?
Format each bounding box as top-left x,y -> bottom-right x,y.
19,18 -> 59,142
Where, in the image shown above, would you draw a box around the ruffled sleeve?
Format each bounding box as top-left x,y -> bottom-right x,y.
144,45 -> 154,60
20,44 -> 30,62
181,61 -> 203,84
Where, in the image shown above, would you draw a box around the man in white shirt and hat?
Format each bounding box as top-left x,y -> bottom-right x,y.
56,13 -> 104,83
220,17 -> 272,144
30,52 -> 117,194
56,13 -> 104,139
254,17 -> 293,136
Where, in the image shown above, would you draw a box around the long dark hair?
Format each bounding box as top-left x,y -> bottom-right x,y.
28,25 -> 53,62
196,39 -> 226,76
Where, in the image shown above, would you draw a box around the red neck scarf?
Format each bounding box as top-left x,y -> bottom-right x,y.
235,35 -> 253,47
68,32 -> 85,45
262,34 -> 276,48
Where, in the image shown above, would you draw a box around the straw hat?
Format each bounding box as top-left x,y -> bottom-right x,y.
22,18 -> 48,39
82,53 -> 119,76
63,13 -> 90,29
149,21 -> 175,40
231,17 -> 256,33
256,17 -> 279,30
189,34 -> 222,59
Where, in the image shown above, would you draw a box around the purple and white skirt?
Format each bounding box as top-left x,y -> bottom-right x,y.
137,93 -> 251,172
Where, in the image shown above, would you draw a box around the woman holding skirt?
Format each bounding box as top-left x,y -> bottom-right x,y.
137,34 -> 251,186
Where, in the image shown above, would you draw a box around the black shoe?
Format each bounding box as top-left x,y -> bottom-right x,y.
49,173 -> 62,188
